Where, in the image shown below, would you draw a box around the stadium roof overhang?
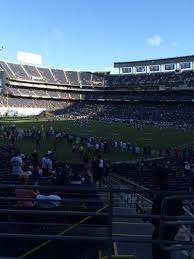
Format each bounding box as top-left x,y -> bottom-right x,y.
114,55 -> 194,68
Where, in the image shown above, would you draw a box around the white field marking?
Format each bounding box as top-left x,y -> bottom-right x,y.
139,138 -> 153,141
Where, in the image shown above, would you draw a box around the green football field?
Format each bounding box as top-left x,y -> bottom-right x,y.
0,116 -> 194,163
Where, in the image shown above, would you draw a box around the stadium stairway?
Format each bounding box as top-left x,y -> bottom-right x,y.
106,175 -> 189,259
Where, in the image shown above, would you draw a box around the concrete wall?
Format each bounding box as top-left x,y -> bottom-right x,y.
0,107 -> 46,116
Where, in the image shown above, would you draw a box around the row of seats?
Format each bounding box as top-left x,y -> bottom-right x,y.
2,60 -> 194,90
5,85 -> 194,102
0,96 -> 68,109
7,87 -> 79,100
0,61 -> 105,87
112,160 -> 191,191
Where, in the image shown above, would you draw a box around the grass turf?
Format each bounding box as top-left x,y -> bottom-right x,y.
0,116 -> 193,163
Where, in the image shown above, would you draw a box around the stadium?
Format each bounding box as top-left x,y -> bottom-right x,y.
1,1 -> 194,259
0,54 -> 193,258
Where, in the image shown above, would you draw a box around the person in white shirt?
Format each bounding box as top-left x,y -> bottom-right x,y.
97,154 -> 104,187
41,153 -> 52,175
95,143 -> 100,154
10,151 -> 23,177
35,194 -> 62,208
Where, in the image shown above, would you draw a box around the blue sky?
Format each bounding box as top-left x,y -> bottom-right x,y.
0,0 -> 194,71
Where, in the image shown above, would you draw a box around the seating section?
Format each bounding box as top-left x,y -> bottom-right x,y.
1,88 -> 194,127
18,88 -> 32,96
80,72 -> 92,86
23,65 -> 43,81
7,62 -> 29,81
8,88 -> 21,96
0,61 -> 194,118
0,96 -> 66,109
0,61 -> 194,91
47,90 -> 60,98
112,159 -> 191,191
92,73 -> 104,87
65,71 -> 79,86
0,141 -> 106,259
6,86 -> 194,102
51,69 -> 68,84
6,87 -> 80,100
106,71 -> 194,89
37,67 -> 56,84
0,61 -> 108,88
33,89 -> 48,97
0,61 -> 15,78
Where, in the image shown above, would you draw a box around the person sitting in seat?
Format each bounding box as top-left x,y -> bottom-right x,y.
15,173 -> 38,207
35,194 -> 62,209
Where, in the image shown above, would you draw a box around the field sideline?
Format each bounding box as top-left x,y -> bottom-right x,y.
0,116 -> 193,163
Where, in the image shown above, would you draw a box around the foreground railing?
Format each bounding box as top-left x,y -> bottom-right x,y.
0,183 -> 193,258
112,174 -> 194,259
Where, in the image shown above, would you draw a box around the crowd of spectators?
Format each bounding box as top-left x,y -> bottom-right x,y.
84,90 -> 194,102
0,122 -> 193,211
0,94 -> 193,128
106,70 -> 194,89
56,102 -> 194,128
1,123 -> 193,189
0,124 -> 115,188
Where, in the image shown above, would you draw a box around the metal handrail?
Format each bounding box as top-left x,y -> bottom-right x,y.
0,178 -> 194,258
159,195 -> 194,253
112,173 -> 194,257
0,183 -> 191,196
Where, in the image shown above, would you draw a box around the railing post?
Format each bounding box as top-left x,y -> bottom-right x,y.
8,199 -> 11,233
188,224 -> 193,259
108,185 -> 113,259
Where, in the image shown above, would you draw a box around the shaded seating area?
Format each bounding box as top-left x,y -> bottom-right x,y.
112,159 -> 190,191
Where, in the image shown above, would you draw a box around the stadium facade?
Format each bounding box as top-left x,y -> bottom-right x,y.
0,55 -> 194,116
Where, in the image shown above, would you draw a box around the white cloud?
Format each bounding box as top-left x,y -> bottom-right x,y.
147,34 -> 164,47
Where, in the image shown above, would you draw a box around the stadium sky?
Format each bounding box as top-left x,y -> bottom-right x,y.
0,0 -> 193,71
